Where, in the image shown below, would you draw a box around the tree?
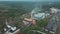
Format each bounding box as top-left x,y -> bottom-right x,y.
21,19 -> 48,34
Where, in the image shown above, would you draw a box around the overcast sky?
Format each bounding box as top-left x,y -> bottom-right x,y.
0,0 -> 60,1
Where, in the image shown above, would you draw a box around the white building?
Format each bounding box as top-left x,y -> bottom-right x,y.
31,8 -> 50,20
50,7 -> 58,14
4,19 -> 20,34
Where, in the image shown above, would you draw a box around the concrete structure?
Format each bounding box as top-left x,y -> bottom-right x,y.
5,29 -> 20,34
32,30 -> 45,34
